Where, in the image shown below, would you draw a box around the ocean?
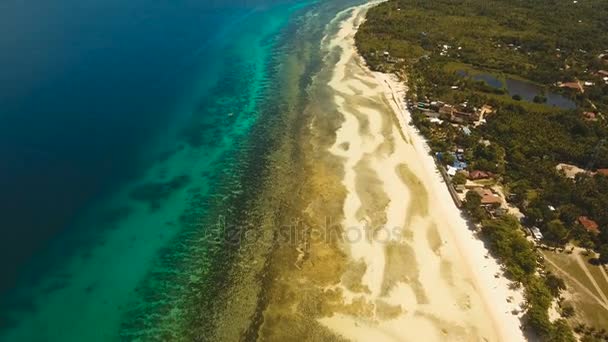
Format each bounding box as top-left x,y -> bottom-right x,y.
0,0 -> 365,340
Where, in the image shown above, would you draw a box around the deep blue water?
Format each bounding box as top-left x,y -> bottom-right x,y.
0,0 -> 305,339
0,0 -> 245,290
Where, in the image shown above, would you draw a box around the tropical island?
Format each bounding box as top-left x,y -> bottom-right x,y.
356,0 -> 608,341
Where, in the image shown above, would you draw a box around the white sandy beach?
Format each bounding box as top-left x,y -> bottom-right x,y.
318,3 -> 527,341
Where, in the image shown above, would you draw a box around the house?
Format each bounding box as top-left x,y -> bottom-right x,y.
493,207 -> 508,217
453,160 -> 468,170
462,126 -> 472,136
583,112 -> 598,121
452,108 -> 480,123
530,227 -> 544,240
578,216 -> 600,234
556,163 -> 586,179
478,104 -> 495,118
472,188 -> 502,206
559,81 -> 583,92
597,168 -> 608,176
480,104 -> 494,113
469,170 -> 490,180
424,110 -> 440,119
439,105 -> 454,118
597,70 -> 608,77
455,149 -> 465,162
430,101 -> 444,111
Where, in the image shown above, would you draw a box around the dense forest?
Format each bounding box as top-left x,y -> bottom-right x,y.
356,0 -> 608,340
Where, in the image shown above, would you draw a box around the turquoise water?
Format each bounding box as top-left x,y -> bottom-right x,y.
0,0 -> 368,339
0,1 -> 305,340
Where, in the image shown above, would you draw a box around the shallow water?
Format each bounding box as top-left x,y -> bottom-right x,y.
0,0 -> 373,340
0,0 -> 304,340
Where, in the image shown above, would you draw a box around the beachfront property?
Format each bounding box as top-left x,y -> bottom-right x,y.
356,2 -> 608,338
436,151 -> 468,176
469,170 -> 491,180
421,100 -> 492,126
472,187 -> 502,207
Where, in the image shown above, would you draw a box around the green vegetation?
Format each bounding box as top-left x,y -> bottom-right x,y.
543,250 -> 608,336
480,216 -> 575,341
463,190 -> 487,223
481,108 -> 608,252
356,0 -> 608,337
452,172 -> 467,185
356,0 -> 608,113
481,216 -> 536,282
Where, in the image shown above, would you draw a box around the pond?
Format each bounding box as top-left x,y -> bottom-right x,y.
456,70 -> 503,88
505,78 -> 576,109
456,70 -> 576,109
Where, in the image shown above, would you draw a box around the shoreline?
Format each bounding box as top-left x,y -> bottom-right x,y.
317,2 -> 527,340
372,70 -> 527,341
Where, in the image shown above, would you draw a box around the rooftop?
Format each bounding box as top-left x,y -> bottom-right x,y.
578,216 -> 600,234
473,188 -> 502,205
469,170 -> 490,180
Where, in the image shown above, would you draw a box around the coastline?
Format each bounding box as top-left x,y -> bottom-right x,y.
317,2 -> 527,340
372,71 -> 527,341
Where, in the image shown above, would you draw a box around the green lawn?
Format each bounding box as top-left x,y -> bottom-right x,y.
543,250 -> 608,330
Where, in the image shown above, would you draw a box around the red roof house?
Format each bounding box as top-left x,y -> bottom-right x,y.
583,112 -> 597,121
578,216 -> 600,234
559,81 -> 583,92
469,170 -> 490,180
473,188 -> 502,206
